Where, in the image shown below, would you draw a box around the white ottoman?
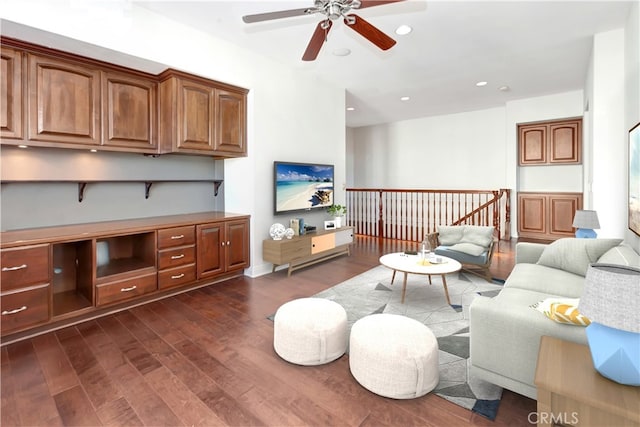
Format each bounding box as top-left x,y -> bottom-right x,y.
349,313 -> 439,399
273,298 -> 348,366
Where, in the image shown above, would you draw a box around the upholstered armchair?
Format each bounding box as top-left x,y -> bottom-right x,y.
427,225 -> 496,282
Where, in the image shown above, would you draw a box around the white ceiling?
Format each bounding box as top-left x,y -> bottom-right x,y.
135,0 -> 633,128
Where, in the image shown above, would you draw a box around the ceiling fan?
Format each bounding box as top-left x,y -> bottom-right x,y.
242,0 -> 406,61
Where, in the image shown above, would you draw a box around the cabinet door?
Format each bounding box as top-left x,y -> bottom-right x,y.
311,233 -> 336,254
28,54 -> 100,145
214,89 -> 246,155
1,47 -> 23,139
102,71 -> 157,152
518,194 -> 547,236
334,228 -> 354,246
549,121 -> 580,164
225,219 -> 250,271
549,194 -> 582,236
197,223 -> 224,279
177,79 -> 215,151
519,125 -> 547,165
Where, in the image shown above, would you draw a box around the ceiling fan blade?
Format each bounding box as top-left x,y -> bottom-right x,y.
356,0 -> 406,9
242,7 -> 315,24
344,14 -> 396,51
302,20 -> 333,61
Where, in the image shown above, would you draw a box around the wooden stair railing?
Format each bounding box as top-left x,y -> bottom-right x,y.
345,188 -> 511,242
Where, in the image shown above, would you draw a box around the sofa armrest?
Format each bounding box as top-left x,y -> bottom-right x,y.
515,242 -> 547,264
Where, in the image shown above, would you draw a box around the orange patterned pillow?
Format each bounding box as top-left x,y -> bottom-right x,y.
531,298 -> 591,326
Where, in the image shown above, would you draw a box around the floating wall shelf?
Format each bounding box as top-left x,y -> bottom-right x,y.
1,180 -> 223,202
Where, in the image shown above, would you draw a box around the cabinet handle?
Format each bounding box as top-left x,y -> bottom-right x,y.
2,306 -> 27,315
227,241 -> 230,245
221,242 -> 226,246
170,235 -> 184,240
171,254 -> 185,260
120,285 -> 137,292
2,264 -> 28,272
171,273 -> 185,280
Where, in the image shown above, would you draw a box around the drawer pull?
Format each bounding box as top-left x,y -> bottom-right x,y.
2,264 -> 28,272
2,306 -> 27,315
171,273 -> 185,280
171,254 -> 185,260
120,285 -> 137,292
170,235 -> 184,240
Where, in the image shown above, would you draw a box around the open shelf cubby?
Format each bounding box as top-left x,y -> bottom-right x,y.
95,232 -> 156,282
52,240 -> 93,317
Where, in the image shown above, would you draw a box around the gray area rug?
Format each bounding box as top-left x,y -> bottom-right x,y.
312,265 -> 505,420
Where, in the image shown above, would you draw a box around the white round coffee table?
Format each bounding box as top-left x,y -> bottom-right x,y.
379,252 -> 462,304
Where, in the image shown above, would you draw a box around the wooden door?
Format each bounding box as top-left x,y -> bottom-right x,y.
177,78 -> 215,152
549,194 -> 582,236
27,54 -> 101,145
518,194 -> 547,236
519,125 -> 547,165
196,223 -> 224,279
1,47 -> 23,139
549,120 -> 580,164
225,219 -> 250,272
102,71 -> 157,152
214,89 -> 246,155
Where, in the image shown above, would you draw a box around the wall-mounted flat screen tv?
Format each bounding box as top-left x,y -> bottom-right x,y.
274,161 -> 334,214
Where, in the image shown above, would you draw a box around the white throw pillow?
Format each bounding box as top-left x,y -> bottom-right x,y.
450,242 -> 486,256
597,244 -> 640,267
461,226 -> 494,248
536,238 -> 623,276
437,226 -> 464,246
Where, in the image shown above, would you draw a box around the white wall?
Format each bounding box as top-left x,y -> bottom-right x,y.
0,1 -> 346,277
349,107 -> 507,189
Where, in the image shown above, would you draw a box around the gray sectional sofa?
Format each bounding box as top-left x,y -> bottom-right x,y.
469,238 -> 639,400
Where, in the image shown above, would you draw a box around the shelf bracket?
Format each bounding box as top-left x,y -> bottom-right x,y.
78,182 -> 87,202
214,180 -> 223,196
145,182 -> 153,199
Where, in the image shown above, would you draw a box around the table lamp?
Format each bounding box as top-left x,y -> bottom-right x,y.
578,263 -> 640,386
572,210 -> 600,238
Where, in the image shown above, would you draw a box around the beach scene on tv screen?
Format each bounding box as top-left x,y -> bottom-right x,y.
276,163 -> 334,212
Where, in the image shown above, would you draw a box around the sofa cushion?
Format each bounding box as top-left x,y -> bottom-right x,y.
435,246 -> 489,265
531,297 -> 591,326
450,242 -> 486,256
437,226 -> 464,246
536,238 -> 623,277
504,263 -> 585,298
462,225 -> 494,248
597,244 -> 640,267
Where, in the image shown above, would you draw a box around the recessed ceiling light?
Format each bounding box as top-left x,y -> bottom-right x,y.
476,81 -> 488,87
346,107 -> 355,111
400,96 -> 410,101
395,25 -> 412,35
499,85 -> 510,92
332,48 -> 351,56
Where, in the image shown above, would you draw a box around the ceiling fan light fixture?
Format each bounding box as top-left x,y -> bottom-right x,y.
395,24 -> 412,35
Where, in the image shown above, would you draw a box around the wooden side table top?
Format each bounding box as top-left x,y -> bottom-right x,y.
534,335 -> 640,425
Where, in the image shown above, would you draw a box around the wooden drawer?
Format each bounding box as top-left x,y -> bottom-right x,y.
1,284 -> 50,334
95,273 -> 157,306
157,226 -> 195,249
158,264 -> 196,290
1,244 -> 50,291
158,245 -> 195,270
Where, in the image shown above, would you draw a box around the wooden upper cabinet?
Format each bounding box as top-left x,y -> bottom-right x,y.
214,89 -> 246,156
27,53 -> 101,145
1,47 -> 23,139
159,70 -> 247,157
518,118 -> 581,165
102,71 -> 157,152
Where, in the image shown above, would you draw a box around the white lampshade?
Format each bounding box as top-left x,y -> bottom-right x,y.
578,263 -> 640,333
572,210 -> 600,229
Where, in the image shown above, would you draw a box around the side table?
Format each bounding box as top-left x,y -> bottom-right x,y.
534,335 -> 640,426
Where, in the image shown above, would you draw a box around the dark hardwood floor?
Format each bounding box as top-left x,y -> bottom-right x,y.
1,236 -> 537,426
